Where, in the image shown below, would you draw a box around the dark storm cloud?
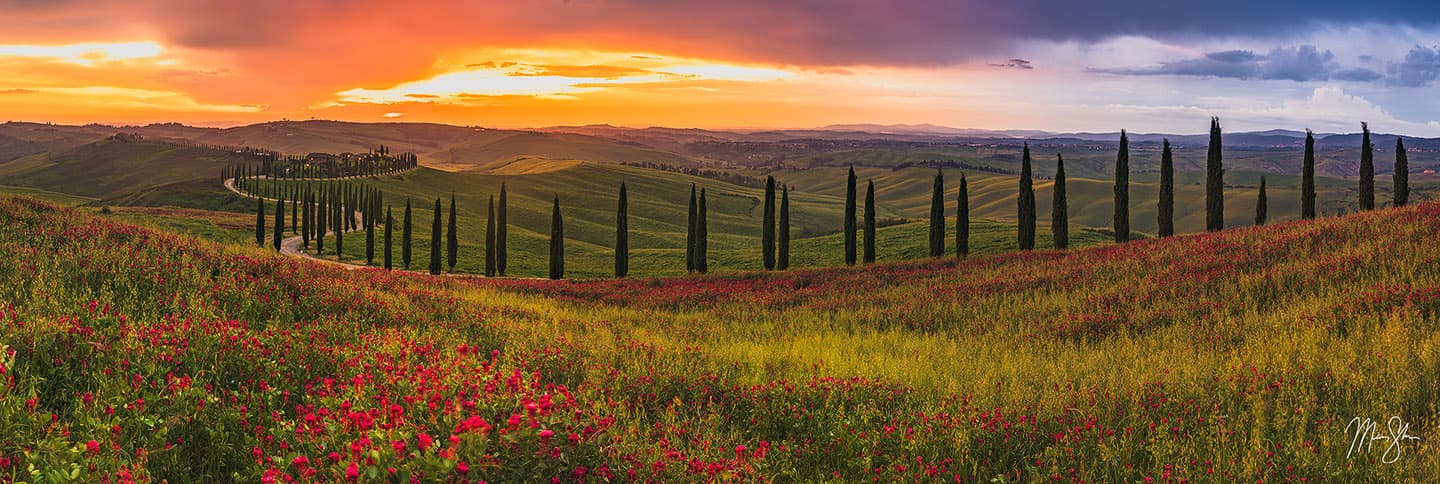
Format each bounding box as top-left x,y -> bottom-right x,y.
1389,45 -> 1440,87
1091,46 -> 1338,81
3,0 -> 1439,68
1094,44 -> 1440,87
990,59 -> 1034,70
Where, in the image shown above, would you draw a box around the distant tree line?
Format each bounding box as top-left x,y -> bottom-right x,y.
222,147 -> 417,184
893,159 -> 1016,175
623,161 -> 768,188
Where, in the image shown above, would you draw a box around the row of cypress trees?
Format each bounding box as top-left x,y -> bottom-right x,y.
254,119 -> 1413,277
250,181 -> 516,276
986,118 -> 1411,254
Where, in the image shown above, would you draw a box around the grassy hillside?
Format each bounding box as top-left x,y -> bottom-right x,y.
138,120 -> 700,171
0,137 -> 249,200
2,195 -> 1438,481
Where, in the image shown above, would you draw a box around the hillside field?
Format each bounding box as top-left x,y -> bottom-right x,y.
1,194 -> 1438,481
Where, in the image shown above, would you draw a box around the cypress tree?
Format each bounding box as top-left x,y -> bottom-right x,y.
365,206 -> 375,264
486,196 -> 497,277
497,184 -> 508,276
957,174 -> 969,257
334,193 -> 343,258
863,180 -> 876,263
291,193 -> 298,233
615,183 -> 628,278
301,190 -> 311,248
929,169 -> 945,257
1359,122 -> 1374,211
687,184 -> 697,272
762,177 -> 776,270
549,195 -> 564,280
1158,139 -> 1175,237
273,197 -> 284,251
844,165 -> 857,265
384,206 -> 393,270
1255,176 -> 1268,226
1113,131 -> 1130,242
429,198 -> 442,275
255,196 -> 265,247
316,191 -> 325,254
691,188 -> 702,273
1018,144 -> 1036,250
1053,154 -> 1069,249
779,185 -> 791,270
1395,137 -> 1409,207
1206,117 -> 1224,231
447,194 -> 458,272
1302,130 -> 1317,219
402,199 -> 412,269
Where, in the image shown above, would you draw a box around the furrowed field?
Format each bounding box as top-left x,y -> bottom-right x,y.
1,193 -> 1438,481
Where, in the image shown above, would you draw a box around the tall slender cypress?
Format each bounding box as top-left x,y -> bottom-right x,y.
486,196 -> 497,277
365,206 -> 375,264
687,184 -> 698,272
1158,139 -> 1175,237
549,195 -> 564,280
762,177 -> 776,270
1113,131 -> 1130,242
957,174 -> 969,257
429,198 -> 442,275
844,165 -> 857,265
863,181 -> 876,263
301,190 -> 311,248
1018,144 -> 1036,250
1053,154 -> 1069,249
402,199 -> 412,269
1256,176 -> 1268,226
778,185 -> 791,270
1395,137 -> 1409,207
615,183 -> 629,278
316,191 -> 325,254
1359,122 -> 1374,211
1206,117 -> 1224,231
929,169 -> 945,257
255,197 -> 266,247
291,193 -> 298,233
446,195 -> 458,272
384,206 -> 393,270
1301,130 -> 1317,219
497,184 -> 508,276
273,197 -> 284,251
697,189 -> 708,274
334,191 -> 343,258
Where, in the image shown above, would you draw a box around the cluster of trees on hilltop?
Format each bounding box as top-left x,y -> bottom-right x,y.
221,147 -> 417,183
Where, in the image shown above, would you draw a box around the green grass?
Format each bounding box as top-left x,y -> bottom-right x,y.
0,138 -> 248,199
0,184 -> 95,206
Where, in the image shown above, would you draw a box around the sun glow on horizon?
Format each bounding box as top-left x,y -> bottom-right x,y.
0,41 -> 164,65
331,49 -> 796,107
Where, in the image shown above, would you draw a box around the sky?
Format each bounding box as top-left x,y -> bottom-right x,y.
1,0 -> 1439,135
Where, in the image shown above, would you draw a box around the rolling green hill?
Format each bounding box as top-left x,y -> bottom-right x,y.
0,137 -> 249,200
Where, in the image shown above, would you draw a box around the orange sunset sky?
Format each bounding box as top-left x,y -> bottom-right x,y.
2,0 -> 1439,134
